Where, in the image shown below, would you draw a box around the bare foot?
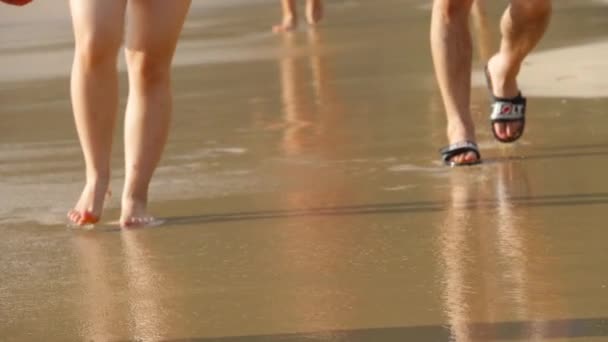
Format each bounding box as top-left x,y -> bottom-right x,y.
306,0 -> 323,25
273,16 -> 297,33
120,197 -> 159,228
486,54 -> 524,142
67,180 -> 110,226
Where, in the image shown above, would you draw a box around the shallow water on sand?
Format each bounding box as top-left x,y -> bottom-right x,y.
1,1 -> 608,341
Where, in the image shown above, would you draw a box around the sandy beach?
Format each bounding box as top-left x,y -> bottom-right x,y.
2,0 -> 607,96
1,1 -> 608,341
0,0 -> 278,81
471,40 -> 608,98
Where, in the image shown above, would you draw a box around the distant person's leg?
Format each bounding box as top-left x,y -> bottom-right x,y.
306,0 -> 323,25
121,0 -> 191,227
273,0 -> 298,32
431,0 -> 480,166
486,0 -> 551,142
68,0 -> 126,225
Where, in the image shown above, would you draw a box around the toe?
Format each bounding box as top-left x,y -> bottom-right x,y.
121,217 -> 142,229
120,220 -> 133,229
273,24 -> 293,33
67,210 -> 81,225
451,154 -> 466,165
494,122 -> 507,140
68,210 -> 99,226
463,151 -> 478,164
120,216 -> 159,229
456,151 -> 479,165
447,151 -> 479,166
506,123 -> 514,138
507,121 -> 523,139
81,211 -> 100,224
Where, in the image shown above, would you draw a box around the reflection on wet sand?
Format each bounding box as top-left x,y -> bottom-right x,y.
438,162 -> 565,341
3,1 -> 608,341
273,28 -> 353,331
277,29 -> 344,157
278,32 -> 314,156
73,231 -> 167,341
73,234 -> 119,341
275,26 -> 351,206
121,230 -> 167,340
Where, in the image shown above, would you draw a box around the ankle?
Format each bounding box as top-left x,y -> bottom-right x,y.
447,118 -> 476,142
282,14 -> 296,25
120,196 -> 148,218
122,190 -> 148,206
489,53 -> 521,79
487,54 -> 521,97
84,176 -> 110,190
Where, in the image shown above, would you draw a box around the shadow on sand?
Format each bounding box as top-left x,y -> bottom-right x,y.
161,317 -> 608,341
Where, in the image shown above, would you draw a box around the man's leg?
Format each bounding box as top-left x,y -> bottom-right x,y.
486,0 -> 551,141
431,0 -> 478,164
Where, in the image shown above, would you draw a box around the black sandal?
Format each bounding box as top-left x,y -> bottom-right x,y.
440,141 -> 481,167
484,65 -> 527,143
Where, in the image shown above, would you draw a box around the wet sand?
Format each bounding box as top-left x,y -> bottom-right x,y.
1,0 -> 608,341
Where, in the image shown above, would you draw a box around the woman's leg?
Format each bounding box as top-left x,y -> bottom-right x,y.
68,0 -> 126,225
121,0 -> 191,227
273,0 -> 297,32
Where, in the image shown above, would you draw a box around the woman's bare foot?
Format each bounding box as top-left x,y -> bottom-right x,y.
306,0 -> 323,25
120,197 -> 159,228
486,54 -> 524,142
273,16 -> 297,33
67,180 -> 110,226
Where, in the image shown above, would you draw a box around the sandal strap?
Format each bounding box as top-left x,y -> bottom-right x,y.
440,140 -> 481,164
490,94 -> 526,122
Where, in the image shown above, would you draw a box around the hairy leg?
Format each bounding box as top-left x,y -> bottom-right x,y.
68,0 -> 126,225
120,0 -> 191,228
487,0 -> 551,140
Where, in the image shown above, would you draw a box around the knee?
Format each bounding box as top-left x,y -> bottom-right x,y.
125,50 -> 171,86
74,36 -> 120,70
435,0 -> 475,22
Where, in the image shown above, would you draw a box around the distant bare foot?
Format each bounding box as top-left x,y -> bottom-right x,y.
120,197 -> 159,228
306,0 -> 323,25
273,16 -> 297,33
67,180 -> 110,226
